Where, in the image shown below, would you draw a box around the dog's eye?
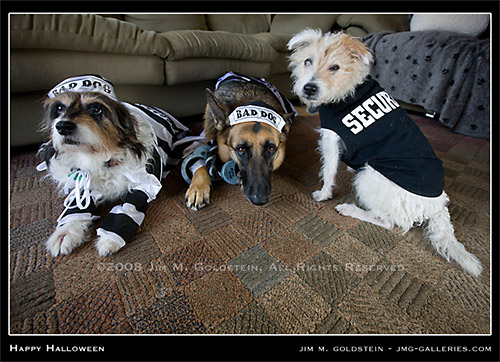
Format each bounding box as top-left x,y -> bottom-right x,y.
329,64 -> 340,72
53,103 -> 66,115
267,144 -> 277,154
88,103 -> 104,116
236,146 -> 246,155
304,58 -> 312,66
50,103 -> 66,119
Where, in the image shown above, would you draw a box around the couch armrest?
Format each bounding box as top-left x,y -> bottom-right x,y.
10,14 -> 171,58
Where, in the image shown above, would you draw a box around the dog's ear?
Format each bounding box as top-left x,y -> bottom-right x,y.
352,42 -> 373,66
205,88 -> 229,131
42,96 -> 51,109
41,96 -> 55,125
283,111 -> 296,121
37,141 -> 56,167
110,99 -> 147,158
287,28 -> 323,51
277,112 -> 295,139
282,111 -> 296,128
343,35 -> 373,65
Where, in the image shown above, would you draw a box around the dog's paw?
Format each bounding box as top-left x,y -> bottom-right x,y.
46,221 -> 89,257
95,236 -> 123,257
185,183 -> 210,211
185,167 -> 211,211
335,203 -> 392,229
313,189 -> 331,202
335,203 -> 355,216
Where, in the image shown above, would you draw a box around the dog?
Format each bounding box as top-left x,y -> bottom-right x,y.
184,72 -> 296,210
287,29 -> 482,276
38,75 -> 201,257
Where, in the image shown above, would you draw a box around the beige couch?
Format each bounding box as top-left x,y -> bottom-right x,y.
10,14 -> 409,146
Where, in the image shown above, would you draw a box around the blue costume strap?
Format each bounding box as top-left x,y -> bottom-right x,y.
221,160 -> 239,185
181,144 -> 212,184
181,142 -> 238,185
205,140 -> 219,180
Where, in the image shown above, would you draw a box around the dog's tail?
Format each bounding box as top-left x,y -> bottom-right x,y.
425,208 -> 483,276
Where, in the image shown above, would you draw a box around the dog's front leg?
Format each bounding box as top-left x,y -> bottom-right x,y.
46,220 -> 93,256
185,166 -> 211,210
313,129 -> 341,202
96,189 -> 150,256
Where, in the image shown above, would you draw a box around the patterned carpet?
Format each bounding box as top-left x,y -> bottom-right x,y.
9,108 -> 490,335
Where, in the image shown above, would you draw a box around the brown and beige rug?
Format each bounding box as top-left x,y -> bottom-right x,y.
9,109 -> 490,336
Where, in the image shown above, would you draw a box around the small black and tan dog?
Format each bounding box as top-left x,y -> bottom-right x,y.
184,72 -> 296,210
38,75 -> 201,257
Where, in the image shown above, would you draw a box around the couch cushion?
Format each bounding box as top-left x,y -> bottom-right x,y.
123,14 -> 208,32
206,14 -> 271,34
10,14 -> 172,58
344,26 -> 369,38
410,14 -> 489,37
164,58 -> 272,86
270,14 -> 339,35
159,30 -> 277,62
336,14 -> 410,35
250,33 -> 292,74
251,33 -> 290,52
10,49 -> 165,93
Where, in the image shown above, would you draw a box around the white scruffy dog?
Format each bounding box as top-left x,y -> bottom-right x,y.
287,29 -> 482,276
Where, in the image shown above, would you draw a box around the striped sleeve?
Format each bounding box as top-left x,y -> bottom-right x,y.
96,102 -> 205,249
57,197 -> 99,226
96,190 -> 149,248
124,102 -> 205,180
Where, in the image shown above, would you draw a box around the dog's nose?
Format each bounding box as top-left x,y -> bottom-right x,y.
246,179 -> 271,206
303,83 -> 318,97
55,121 -> 76,136
248,192 -> 269,206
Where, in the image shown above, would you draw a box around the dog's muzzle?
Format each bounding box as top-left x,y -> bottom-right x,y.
56,121 -> 77,136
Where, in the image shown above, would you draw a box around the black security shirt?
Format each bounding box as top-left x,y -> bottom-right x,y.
318,78 -> 444,197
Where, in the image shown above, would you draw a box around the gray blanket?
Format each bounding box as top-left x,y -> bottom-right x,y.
364,31 -> 490,139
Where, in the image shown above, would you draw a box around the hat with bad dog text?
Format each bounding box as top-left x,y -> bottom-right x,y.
228,104 -> 287,133
48,75 -> 118,100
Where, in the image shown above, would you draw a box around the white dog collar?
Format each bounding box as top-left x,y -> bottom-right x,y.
48,75 -> 118,100
228,105 -> 286,133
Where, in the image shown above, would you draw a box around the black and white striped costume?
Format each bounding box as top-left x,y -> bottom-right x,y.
101,103 -> 199,248
57,102 -> 198,249
41,75 -> 203,250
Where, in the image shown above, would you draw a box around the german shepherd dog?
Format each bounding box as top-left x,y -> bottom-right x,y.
185,74 -> 295,210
